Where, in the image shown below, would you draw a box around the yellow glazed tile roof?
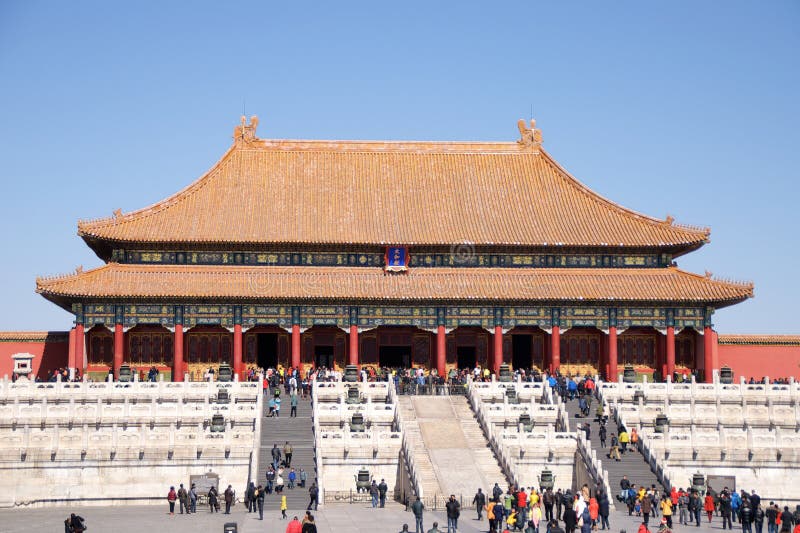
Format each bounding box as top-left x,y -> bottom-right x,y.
37,264 -> 752,306
718,334 -> 800,346
77,122 -> 709,249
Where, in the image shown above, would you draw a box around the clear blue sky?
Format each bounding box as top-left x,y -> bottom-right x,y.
1,1 -> 798,333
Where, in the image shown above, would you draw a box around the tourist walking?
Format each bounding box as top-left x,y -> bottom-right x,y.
445,495 -> 460,533
473,488 -> 486,520
272,443 -> 282,469
246,481 -> 256,512
284,441 -> 293,467
411,496 -> 425,533
598,490 -> 610,530
766,502 -> 778,533
189,483 -> 198,513
256,484 -> 265,520
167,486 -> 177,515
286,516 -> 302,532
307,482 -> 319,511
705,493 -> 716,523
224,484 -> 234,514
379,478 -> 389,508
370,480 -> 379,508
302,512 -> 318,533
178,483 -> 189,515
290,392 -> 298,417
281,494 -> 288,519
208,486 -> 219,512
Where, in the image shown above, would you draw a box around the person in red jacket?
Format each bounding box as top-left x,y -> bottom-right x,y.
167,486 -> 177,515
286,515 -> 303,533
704,494 -> 716,522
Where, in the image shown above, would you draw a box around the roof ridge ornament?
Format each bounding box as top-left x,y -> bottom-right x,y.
233,115 -> 259,144
517,119 -> 542,150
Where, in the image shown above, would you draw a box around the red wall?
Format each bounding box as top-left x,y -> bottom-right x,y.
718,344 -> 800,380
0,333 -> 70,380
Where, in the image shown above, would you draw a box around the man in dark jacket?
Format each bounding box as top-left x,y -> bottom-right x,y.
719,490 -> 733,530
411,497 -> 424,533
779,506 -> 793,533
472,488 -> 486,520
378,479 -> 388,508
598,490 -> 611,530
492,483 -> 503,501
563,504 -> 578,533
555,488 -> 564,520
223,485 -> 234,514
544,488 -> 555,521
256,484 -> 265,520
754,504 -> 765,533
445,495 -> 460,533
493,499 -> 506,531
271,444 -> 282,469
740,502 -> 754,533
765,502 -> 778,533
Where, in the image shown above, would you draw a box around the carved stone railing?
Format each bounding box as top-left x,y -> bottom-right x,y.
387,383 -> 423,500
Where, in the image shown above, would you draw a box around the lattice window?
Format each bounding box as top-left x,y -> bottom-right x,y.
618,335 -> 656,367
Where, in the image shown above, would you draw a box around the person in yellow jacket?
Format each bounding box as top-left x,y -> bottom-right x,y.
660,498 -> 674,528
619,429 -> 630,453
280,494 -> 287,519
506,509 -> 518,529
486,502 -> 496,532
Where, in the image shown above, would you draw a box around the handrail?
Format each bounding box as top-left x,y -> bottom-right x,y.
247,373 -> 265,486
388,382 -> 423,500
312,379 -> 325,508
467,378 -> 519,488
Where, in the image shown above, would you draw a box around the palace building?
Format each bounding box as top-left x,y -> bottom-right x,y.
32,117 -> 756,382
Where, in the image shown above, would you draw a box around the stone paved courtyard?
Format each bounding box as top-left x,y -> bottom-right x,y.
0,500 -> 747,533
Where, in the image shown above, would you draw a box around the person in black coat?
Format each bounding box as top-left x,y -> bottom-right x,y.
598,491 -> 611,530
564,505 -> 578,533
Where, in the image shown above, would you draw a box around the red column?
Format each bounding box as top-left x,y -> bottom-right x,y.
607,326 -> 618,381
173,324 -> 184,381
68,327 -> 76,370
113,324 -> 124,379
75,323 -> 85,373
712,330 -> 719,373
349,325 -> 359,366
666,326 -> 676,381
493,326 -> 503,375
436,325 -> 446,377
704,326 -> 714,383
291,325 -> 301,369
233,324 -> 243,378
550,326 -> 561,373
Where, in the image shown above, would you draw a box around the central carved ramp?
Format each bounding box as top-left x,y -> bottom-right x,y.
406,395 -> 506,501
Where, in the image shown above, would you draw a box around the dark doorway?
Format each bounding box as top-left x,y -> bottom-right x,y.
315,345 -> 334,369
457,346 -> 476,369
379,346 -> 411,368
512,335 -> 533,370
257,333 -> 278,369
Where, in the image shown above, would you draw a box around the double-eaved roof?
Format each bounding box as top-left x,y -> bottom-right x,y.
36,118 -> 752,312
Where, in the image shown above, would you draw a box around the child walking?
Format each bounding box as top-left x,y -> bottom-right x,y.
280,494 -> 287,519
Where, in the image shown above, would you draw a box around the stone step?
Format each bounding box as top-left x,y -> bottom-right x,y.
561,393 -> 664,496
